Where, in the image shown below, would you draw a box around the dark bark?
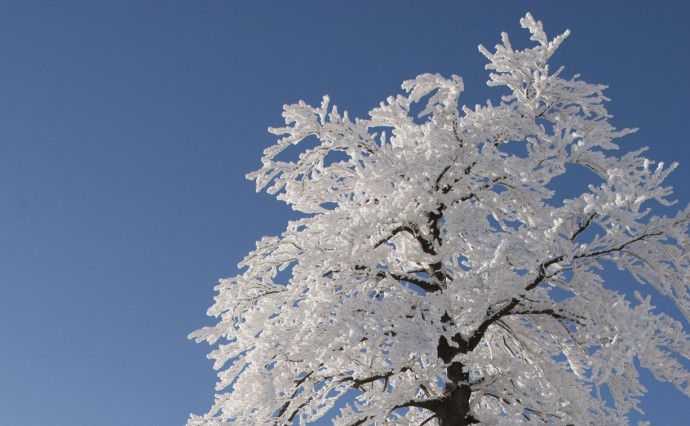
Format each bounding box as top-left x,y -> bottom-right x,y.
437,379 -> 480,426
435,357 -> 480,426
428,192 -> 479,425
437,315 -> 476,425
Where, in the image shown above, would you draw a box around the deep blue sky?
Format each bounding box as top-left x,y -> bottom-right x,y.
0,1 -> 688,425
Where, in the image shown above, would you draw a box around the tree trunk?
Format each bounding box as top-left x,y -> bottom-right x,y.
436,362 -> 479,426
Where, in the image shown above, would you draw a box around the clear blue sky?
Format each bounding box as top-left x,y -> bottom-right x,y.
0,1 -> 688,425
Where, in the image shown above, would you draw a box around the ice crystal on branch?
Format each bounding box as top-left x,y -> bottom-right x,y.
190,14 -> 690,425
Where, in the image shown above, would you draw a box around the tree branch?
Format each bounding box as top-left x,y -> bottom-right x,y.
509,308 -> 585,326
378,271 -> 443,293
468,228 -> 664,352
468,255 -> 561,351
276,370 -> 316,421
570,213 -> 596,242
374,223 -> 437,255
338,367 -> 411,390
574,231 -> 664,260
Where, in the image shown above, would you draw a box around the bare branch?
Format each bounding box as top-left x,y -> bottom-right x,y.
374,223 -> 437,255
379,271 -> 443,293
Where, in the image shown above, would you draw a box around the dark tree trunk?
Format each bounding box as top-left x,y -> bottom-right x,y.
436,333 -> 479,426
436,362 -> 479,426
428,208 -> 480,425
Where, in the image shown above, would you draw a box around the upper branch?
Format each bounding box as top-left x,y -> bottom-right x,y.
574,231 -> 664,260
378,271 -> 443,293
338,367 -> 410,390
508,308 -> 585,326
468,223 -> 667,351
570,213 -> 596,242
374,223 -> 437,256
466,214 -> 600,350
468,256 -> 560,350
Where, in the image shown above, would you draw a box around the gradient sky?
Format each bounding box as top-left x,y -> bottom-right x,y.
0,1 -> 688,425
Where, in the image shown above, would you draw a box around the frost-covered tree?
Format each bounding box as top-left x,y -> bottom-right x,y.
189,14 -> 690,425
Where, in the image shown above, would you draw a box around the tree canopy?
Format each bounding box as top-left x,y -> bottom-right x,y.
189,14 -> 690,425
